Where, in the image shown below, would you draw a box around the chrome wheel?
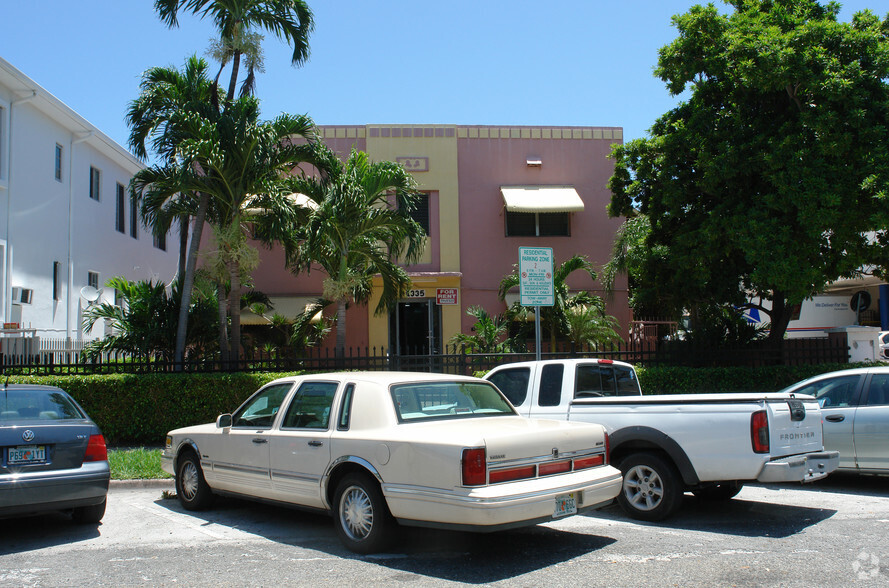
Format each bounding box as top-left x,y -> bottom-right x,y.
339,484 -> 374,541
175,452 -> 214,510
623,464 -> 665,511
180,460 -> 200,502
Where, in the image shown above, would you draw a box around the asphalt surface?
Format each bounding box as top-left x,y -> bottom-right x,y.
0,475 -> 887,587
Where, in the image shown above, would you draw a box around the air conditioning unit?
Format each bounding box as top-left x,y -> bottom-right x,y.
11,287 -> 33,305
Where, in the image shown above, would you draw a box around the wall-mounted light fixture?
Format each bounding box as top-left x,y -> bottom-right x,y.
526,158 -> 543,167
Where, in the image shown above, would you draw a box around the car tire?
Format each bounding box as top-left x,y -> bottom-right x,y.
72,498 -> 106,524
333,472 -> 395,554
617,452 -> 683,521
176,451 -> 215,511
693,482 -> 744,501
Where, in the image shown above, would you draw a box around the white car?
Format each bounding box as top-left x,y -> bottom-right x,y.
162,371 -> 621,553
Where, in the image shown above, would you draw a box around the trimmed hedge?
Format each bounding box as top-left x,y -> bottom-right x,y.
6,363 -> 864,445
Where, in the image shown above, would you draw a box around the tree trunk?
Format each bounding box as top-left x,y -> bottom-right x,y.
766,294 -> 792,347
228,259 -> 242,363
226,51 -> 242,103
336,300 -> 347,356
173,193 -> 209,367
218,282 -> 229,364
177,216 -> 188,284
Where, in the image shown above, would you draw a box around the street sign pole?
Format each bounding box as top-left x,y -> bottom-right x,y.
518,247 -> 554,362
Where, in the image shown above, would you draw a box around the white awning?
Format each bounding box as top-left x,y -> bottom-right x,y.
501,186 -> 584,213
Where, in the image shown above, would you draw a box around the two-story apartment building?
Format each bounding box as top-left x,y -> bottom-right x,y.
0,57 -> 178,353
246,124 -> 630,357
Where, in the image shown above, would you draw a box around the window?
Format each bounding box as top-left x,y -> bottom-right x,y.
52,261 -> 62,301
232,383 -> 293,428
282,381 -> 339,428
407,193 -> 430,234
538,364 -> 564,407
89,166 -> 100,200
865,374 -> 889,406
802,375 -> 862,408
130,196 -> 138,239
153,230 -> 166,251
337,384 -> 355,430
54,144 -> 63,181
390,381 -> 514,422
505,211 -> 570,237
487,368 -> 531,406
115,183 -> 126,233
87,271 -> 99,291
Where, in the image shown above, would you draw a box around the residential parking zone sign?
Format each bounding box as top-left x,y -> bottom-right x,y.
519,247 -> 554,307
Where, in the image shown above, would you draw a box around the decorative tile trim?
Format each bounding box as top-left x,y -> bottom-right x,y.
324,125 -> 622,141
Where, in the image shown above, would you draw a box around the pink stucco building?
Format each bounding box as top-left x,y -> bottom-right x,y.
246,124 -> 630,357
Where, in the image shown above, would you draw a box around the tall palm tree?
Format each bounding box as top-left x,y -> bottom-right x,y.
154,0 -> 314,102
499,254 -> 602,350
126,56 -> 221,366
283,143 -> 426,352
131,96 -> 317,361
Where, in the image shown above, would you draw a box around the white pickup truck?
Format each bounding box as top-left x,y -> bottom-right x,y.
484,358 -> 840,521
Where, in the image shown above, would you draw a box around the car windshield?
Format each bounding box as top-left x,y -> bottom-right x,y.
0,388 -> 85,421
391,381 -> 516,422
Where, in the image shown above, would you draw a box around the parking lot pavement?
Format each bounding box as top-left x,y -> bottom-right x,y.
0,475 -> 887,587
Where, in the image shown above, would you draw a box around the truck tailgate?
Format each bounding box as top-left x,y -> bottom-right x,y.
766,396 -> 824,457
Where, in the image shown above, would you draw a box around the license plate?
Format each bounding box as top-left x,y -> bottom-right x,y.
8,445 -> 46,465
554,492 -> 577,518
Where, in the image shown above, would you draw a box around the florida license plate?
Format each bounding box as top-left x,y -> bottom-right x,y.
554,493 -> 577,518
8,445 -> 46,465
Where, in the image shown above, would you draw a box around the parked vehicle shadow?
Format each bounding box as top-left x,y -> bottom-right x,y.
0,512 -> 102,555
156,495 -> 616,584
789,473 -> 888,498
591,494 -> 835,539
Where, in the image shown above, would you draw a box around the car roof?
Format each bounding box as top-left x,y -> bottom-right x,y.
487,358 -> 636,369
0,384 -> 67,392
265,371 -> 487,387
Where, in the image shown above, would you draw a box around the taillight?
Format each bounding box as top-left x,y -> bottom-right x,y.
751,410 -> 769,453
84,434 -> 108,462
462,448 -> 486,486
573,454 -> 605,470
489,465 -> 537,483
598,359 -> 613,365
538,460 -> 572,476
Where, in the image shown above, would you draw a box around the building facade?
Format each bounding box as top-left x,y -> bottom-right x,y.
247,123 -> 630,356
0,57 -> 179,352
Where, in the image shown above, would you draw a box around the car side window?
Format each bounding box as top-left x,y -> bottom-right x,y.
864,374 -> 889,406
232,383 -> 293,428
282,381 -> 339,429
801,376 -> 861,408
538,364 -> 564,407
337,384 -> 355,430
575,365 -> 607,398
487,368 -> 530,406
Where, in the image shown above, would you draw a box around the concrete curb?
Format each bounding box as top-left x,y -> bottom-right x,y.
110,479 -> 175,490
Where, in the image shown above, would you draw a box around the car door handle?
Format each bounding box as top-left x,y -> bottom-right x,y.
307,441 -> 323,447
252,438 -> 268,444
825,415 -> 845,422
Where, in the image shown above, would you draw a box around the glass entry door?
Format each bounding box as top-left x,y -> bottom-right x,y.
389,299 -> 442,371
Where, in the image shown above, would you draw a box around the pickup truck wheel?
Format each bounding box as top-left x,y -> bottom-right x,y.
333,473 -> 395,554
617,452 -> 683,521
693,482 -> 743,501
176,451 -> 215,511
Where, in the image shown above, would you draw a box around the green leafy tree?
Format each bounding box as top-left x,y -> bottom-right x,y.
499,254 -> 604,350
82,277 -> 217,361
282,143 -> 426,351
608,0 -> 889,344
131,97 -> 317,361
563,299 -> 624,350
449,306 -> 511,353
154,0 -> 314,102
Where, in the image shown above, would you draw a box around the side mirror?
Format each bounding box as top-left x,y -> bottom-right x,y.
216,414 -> 232,428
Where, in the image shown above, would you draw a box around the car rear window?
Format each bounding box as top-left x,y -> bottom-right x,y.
391,381 -> 516,422
0,389 -> 85,421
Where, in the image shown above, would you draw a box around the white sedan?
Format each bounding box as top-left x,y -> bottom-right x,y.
162,371 -> 622,553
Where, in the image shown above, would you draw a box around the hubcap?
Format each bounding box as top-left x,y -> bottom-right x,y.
340,485 -> 373,541
180,461 -> 199,501
623,464 -> 664,511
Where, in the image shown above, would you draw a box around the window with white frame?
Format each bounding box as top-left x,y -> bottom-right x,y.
55,144 -> 63,181
153,230 -> 166,251
89,166 -> 100,201
130,194 -> 138,239
505,211 -> 570,237
52,261 -> 62,301
116,183 -> 126,233
87,271 -> 99,291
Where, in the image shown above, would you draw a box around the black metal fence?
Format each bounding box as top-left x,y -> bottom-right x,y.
0,335 -> 851,377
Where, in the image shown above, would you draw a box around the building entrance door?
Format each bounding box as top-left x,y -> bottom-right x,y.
389,299 -> 442,371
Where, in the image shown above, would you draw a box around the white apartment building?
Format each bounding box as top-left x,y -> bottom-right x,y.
0,57 -> 178,353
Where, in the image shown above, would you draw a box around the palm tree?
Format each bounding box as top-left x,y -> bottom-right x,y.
283,143 -> 426,352
131,96 -> 317,361
154,0 -> 314,102
499,254 -> 602,350
449,306 -> 510,354
126,56 -> 222,367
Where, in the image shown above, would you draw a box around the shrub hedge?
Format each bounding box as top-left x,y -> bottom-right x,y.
5,363 -> 863,445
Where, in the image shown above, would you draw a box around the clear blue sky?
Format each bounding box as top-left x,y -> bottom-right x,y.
1,1 -> 882,155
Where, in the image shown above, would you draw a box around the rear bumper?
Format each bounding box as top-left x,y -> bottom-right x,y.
0,461 -> 110,517
384,466 -> 623,532
756,451 -> 840,484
